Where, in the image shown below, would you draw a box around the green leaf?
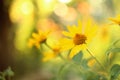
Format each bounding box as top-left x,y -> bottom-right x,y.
107,48 -> 120,56
106,39 -> 120,56
4,67 -> 14,77
110,64 -> 120,80
113,39 -> 120,47
106,48 -> 120,65
57,64 -> 71,80
86,73 -> 107,80
81,59 -> 89,68
72,51 -> 83,64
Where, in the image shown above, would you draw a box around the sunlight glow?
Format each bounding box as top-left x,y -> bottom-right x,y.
45,0 -> 52,3
37,0 -> 56,17
54,3 -> 68,17
21,2 -> 34,15
62,7 -> 77,21
58,0 -> 72,3
9,0 -> 34,22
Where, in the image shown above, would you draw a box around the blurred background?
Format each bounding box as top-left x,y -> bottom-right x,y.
0,0 -> 120,80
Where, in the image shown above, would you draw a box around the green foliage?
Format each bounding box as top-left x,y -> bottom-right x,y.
3,67 -> 14,77
105,39 -> 120,69
57,50 -> 109,80
0,67 -> 14,80
107,48 -> 120,56
72,51 -> 83,64
110,64 -> 120,80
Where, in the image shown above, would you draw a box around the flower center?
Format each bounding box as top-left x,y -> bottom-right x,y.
39,35 -> 47,43
40,38 -> 46,43
73,33 -> 87,45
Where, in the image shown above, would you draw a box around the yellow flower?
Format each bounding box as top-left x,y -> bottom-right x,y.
28,30 -> 50,48
41,38 -> 61,62
42,52 -> 56,62
109,15 -> 120,25
99,26 -> 111,43
60,19 -> 98,58
87,58 -> 96,67
42,45 -> 61,62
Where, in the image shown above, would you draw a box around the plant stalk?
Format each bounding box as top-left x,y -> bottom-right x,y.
86,48 -> 105,70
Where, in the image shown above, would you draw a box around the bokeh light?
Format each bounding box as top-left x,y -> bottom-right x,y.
20,1 -> 34,15
62,7 -> 77,21
54,3 -> 68,17
58,0 -> 72,3
36,0 -> 56,17
9,0 -> 34,23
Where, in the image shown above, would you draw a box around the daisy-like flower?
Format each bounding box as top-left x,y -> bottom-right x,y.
28,30 -> 50,48
42,44 -> 61,62
42,52 -> 57,62
109,15 -> 120,25
60,19 -> 98,58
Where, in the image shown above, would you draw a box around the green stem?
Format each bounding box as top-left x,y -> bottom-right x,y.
67,48 -> 73,59
59,53 -> 66,61
86,48 -> 105,70
57,61 -> 84,80
44,42 -> 52,49
57,64 -> 70,80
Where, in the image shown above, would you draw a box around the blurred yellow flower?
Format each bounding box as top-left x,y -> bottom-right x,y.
42,45 -> 61,62
28,30 -> 50,48
60,19 -> 98,58
87,59 -> 96,67
100,27 -> 110,40
42,52 -> 56,62
109,15 -> 120,25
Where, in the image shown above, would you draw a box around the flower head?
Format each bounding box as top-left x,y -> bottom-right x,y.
60,19 -> 98,58
42,45 -> 61,62
28,30 -> 50,48
87,58 -> 96,67
41,37 -> 61,62
42,52 -> 56,62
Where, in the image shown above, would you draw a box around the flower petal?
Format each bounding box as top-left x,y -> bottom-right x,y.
78,20 -> 83,31
84,19 -> 98,43
28,38 -> 35,48
60,38 -> 74,51
69,44 -> 86,58
62,31 -> 73,37
69,45 -> 82,58
32,33 -> 40,40
42,52 -> 56,62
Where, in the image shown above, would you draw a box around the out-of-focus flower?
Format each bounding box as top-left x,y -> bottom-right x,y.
99,26 -> 110,42
42,52 -> 56,62
42,44 -> 61,62
87,58 -> 96,67
28,30 -> 50,48
60,19 -> 98,58
109,15 -> 120,25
